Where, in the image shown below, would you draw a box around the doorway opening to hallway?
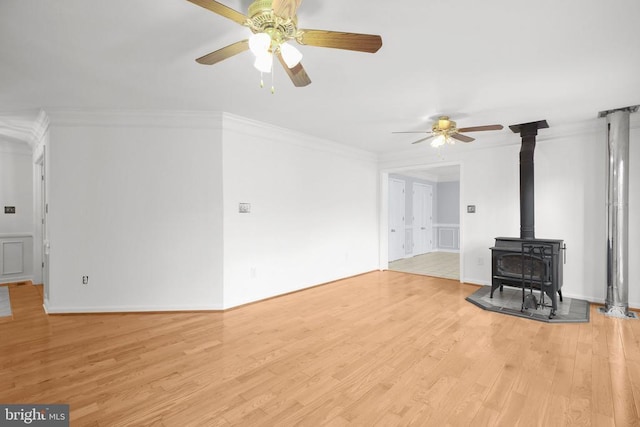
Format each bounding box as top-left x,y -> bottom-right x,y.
386,165 -> 461,281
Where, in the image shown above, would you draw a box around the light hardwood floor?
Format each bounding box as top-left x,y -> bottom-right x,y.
1,273 -> 640,426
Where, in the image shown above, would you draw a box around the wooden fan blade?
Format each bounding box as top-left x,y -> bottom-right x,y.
277,53 -> 311,87
272,0 -> 302,19
298,29 -> 382,53
451,133 -> 475,143
411,135 -> 435,144
186,0 -> 248,25
457,124 -> 504,133
196,40 -> 249,65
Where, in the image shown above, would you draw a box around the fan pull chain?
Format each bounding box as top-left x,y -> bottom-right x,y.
259,72 -> 264,89
271,68 -> 275,94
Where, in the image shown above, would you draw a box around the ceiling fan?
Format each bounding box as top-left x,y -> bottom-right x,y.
186,0 -> 383,88
394,116 -> 504,148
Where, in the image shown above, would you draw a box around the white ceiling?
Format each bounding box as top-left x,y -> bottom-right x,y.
1,0 -> 639,153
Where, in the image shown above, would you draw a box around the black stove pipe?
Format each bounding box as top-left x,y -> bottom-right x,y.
509,120 -> 549,240
519,126 -> 537,239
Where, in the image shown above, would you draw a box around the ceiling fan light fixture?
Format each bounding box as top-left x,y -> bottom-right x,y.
279,42 -> 303,68
249,32 -> 271,56
253,51 -> 273,73
430,134 -> 449,148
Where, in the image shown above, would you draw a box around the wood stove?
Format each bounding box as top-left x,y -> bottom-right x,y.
489,120 -> 566,318
490,237 -> 564,314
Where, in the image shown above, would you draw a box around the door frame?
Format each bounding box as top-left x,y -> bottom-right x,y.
35,146 -> 49,299
380,163 -> 463,281
388,177 -> 406,262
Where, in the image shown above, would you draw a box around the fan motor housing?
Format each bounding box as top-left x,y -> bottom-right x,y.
248,0 -> 298,40
433,117 -> 457,134
248,0 -> 273,17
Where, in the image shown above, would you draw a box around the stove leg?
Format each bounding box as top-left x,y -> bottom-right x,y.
490,281 -> 502,298
558,290 -> 563,302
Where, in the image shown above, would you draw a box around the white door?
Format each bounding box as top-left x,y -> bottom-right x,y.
389,178 -> 406,261
412,183 -> 433,255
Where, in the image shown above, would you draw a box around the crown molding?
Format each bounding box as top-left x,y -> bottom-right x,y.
46,109 -> 225,130
44,109 -> 377,162
0,108 -> 48,148
28,109 -> 50,148
222,112 -> 378,163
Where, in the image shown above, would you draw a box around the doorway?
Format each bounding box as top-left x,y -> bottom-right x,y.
386,165 -> 461,280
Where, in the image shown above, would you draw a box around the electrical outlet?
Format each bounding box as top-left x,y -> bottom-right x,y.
82,276 -> 89,285
477,258 -> 484,266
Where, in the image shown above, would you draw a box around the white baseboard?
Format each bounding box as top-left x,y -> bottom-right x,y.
462,278 -> 490,286
43,303 -> 224,314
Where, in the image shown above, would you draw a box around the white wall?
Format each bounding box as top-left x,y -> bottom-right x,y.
435,180 -> 460,252
42,111 -> 379,312
0,140 -> 33,234
437,181 -> 460,225
221,114 -> 379,308
379,120 -> 639,307
7,108 -> 637,311
45,111 -> 224,312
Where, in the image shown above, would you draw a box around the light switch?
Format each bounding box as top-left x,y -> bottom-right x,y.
239,203 -> 251,213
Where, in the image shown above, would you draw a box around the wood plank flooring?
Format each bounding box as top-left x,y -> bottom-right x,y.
1,272 -> 640,426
